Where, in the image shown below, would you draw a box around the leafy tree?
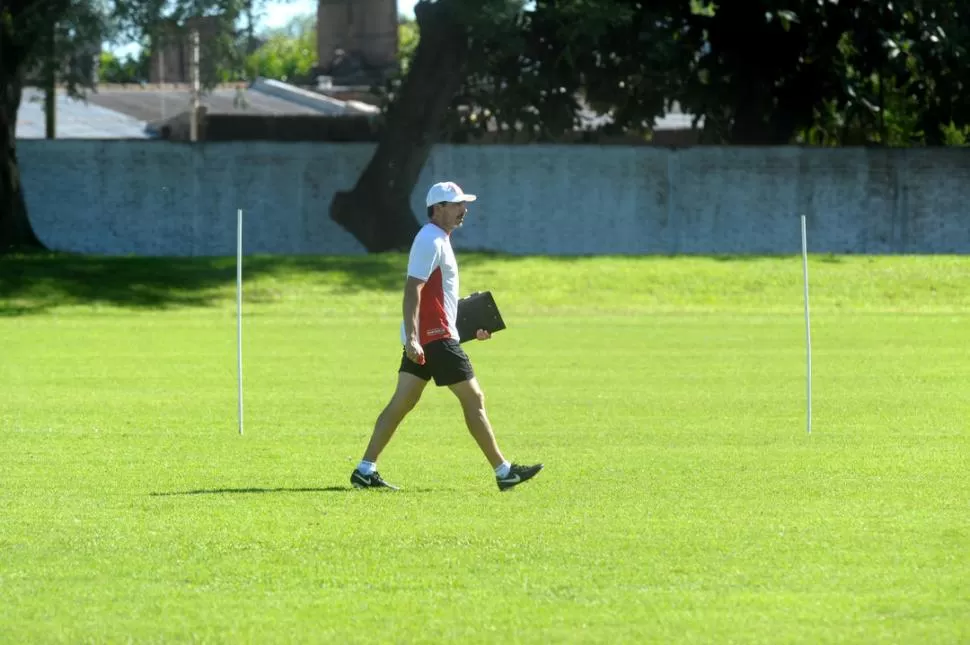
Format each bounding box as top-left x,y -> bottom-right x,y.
839,1 -> 970,145
331,0 -> 693,250
98,49 -> 151,83
332,0 -> 970,251
0,0 -> 252,252
446,0 -> 675,142
663,1 -> 970,145
242,13 -> 315,83
330,0 -> 525,252
397,14 -> 418,74
1,0 -> 108,250
433,0 -> 970,147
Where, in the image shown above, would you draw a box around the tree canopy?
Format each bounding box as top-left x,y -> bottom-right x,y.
429,0 -> 970,145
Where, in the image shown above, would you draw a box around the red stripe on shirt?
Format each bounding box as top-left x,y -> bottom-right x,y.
419,267 -> 451,345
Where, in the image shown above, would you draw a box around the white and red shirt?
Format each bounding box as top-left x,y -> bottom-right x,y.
400,223 -> 460,346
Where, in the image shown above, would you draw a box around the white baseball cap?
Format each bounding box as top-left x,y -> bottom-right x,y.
425,181 -> 477,207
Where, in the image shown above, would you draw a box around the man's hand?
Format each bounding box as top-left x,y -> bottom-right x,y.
405,338 -> 425,365
475,329 -> 491,341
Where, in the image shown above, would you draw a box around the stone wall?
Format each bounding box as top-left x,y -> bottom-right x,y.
18,141 -> 970,256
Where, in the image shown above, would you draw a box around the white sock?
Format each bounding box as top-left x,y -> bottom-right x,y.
357,460 -> 377,476
494,461 -> 511,478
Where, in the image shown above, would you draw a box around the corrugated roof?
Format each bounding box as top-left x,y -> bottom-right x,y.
16,88 -> 154,139
251,78 -> 380,116
85,85 -> 330,124
15,81 -> 378,140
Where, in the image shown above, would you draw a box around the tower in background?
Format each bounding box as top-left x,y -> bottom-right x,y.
148,16 -> 222,84
317,0 -> 398,84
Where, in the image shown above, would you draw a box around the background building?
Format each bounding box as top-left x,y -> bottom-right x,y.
316,0 -> 398,84
148,16 -> 222,84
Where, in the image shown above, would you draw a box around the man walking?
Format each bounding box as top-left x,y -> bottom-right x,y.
350,181 -> 543,492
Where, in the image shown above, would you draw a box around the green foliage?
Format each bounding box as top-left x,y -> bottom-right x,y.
409,0 -> 970,146
798,2 -> 970,146
664,1 -> 970,145
5,0 -> 112,97
443,0 -> 659,141
98,49 -> 150,83
242,14 -> 316,83
105,0 -> 248,87
2,0 -> 274,91
397,15 -> 418,73
941,122 -> 970,146
7,0 -> 970,148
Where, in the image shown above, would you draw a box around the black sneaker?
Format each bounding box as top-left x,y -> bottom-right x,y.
496,463 -> 543,491
350,469 -> 399,490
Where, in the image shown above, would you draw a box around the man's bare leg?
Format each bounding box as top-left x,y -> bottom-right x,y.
352,372 -> 427,489
362,372 -> 428,462
449,376 -> 544,491
448,377 -> 505,468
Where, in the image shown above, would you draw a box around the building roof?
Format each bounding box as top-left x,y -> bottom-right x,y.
15,81 -> 699,141
15,79 -> 380,140
83,79 -> 380,123
84,84 -> 326,124
16,88 -> 154,139
250,78 -> 380,116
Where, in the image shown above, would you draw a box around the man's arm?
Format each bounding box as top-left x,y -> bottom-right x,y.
403,276 -> 426,364
403,276 -> 425,342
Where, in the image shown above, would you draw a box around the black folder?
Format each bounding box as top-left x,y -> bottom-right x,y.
457,291 -> 507,343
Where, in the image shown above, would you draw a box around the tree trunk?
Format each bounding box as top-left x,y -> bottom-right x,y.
0,48 -> 44,253
330,0 -> 470,252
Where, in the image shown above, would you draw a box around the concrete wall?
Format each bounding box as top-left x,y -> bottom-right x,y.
18,141 -> 970,256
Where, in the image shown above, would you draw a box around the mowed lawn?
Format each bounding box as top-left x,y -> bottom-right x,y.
1,253 -> 968,644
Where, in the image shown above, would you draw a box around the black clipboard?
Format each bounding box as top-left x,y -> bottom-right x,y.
457,291 -> 507,343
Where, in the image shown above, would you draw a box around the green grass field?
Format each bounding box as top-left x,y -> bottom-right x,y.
1,253 -> 969,644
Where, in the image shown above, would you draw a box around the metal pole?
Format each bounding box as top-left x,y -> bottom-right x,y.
801,215 -> 812,435
237,208 -> 244,435
189,28 -> 200,142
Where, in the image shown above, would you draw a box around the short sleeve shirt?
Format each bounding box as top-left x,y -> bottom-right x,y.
400,223 -> 460,345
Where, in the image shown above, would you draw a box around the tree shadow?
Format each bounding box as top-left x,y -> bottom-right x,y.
817,253 -> 845,263
0,252 -> 415,317
0,250 -> 582,317
707,253 -> 796,262
0,250 -> 829,317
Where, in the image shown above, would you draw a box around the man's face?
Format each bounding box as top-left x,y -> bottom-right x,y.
433,201 -> 468,232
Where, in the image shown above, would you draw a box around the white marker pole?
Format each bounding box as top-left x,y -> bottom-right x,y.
801,215 -> 812,435
237,208 -> 244,436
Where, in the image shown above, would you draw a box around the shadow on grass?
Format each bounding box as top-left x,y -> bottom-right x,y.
0,249 -> 576,317
0,252 -> 417,316
150,486 -> 437,495
1,249 -> 824,317
706,253 -> 842,263
150,487 -> 352,496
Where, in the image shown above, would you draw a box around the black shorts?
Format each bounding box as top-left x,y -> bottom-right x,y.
399,338 -> 475,387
